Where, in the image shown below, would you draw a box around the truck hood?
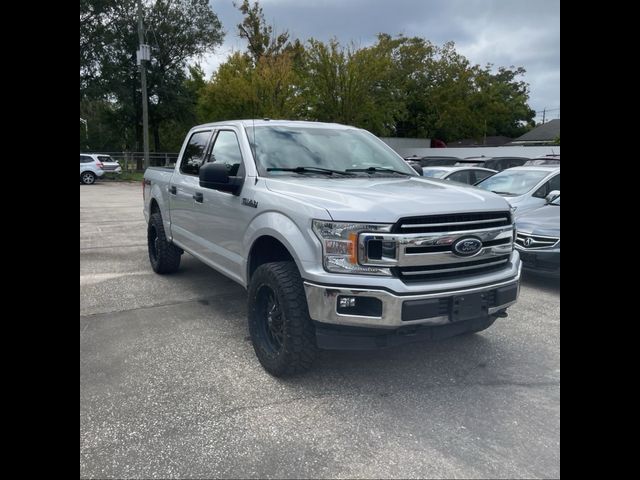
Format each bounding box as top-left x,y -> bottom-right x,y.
264,176 -> 511,223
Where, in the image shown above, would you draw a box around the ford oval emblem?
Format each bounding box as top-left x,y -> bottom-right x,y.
452,237 -> 482,257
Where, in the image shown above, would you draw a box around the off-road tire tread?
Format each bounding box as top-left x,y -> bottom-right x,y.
248,261 -> 318,376
148,212 -> 181,274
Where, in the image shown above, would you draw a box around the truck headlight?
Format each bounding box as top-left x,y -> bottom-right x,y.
312,220 -> 392,275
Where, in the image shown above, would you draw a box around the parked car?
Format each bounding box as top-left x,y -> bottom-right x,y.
422,166 -> 497,185
143,120 -> 521,376
456,156 -> 529,171
524,154 -> 560,166
405,156 -> 460,167
403,158 -> 423,175
515,192 -> 560,276
94,154 -> 122,174
475,165 -> 560,217
80,154 -> 106,185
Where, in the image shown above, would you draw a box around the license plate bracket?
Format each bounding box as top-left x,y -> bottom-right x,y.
451,292 -> 486,322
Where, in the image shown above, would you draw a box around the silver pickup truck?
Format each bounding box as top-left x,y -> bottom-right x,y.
143,120 -> 521,376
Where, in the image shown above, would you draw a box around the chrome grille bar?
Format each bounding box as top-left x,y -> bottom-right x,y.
515,232 -> 559,249
401,257 -> 510,276
400,217 -> 507,229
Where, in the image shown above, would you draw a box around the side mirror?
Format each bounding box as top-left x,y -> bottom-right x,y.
545,190 -> 560,204
199,162 -> 243,195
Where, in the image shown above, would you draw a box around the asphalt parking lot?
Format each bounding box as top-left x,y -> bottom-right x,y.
80,182 -> 560,479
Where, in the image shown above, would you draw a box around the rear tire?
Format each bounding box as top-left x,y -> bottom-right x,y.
248,261 -> 317,376
147,212 -> 182,274
81,171 -> 96,185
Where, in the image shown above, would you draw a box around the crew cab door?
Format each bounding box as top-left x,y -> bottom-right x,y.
190,128 -> 252,283
168,128 -> 214,250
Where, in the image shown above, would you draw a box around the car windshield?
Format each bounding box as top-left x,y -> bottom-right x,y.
98,156 -> 114,163
525,159 -> 560,165
476,170 -> 550,196
422,169 -> 448,178
249,126 -> 417,177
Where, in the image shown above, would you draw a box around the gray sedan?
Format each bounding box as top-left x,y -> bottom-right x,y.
515,193 -> 560,276
422,166 -> 497,185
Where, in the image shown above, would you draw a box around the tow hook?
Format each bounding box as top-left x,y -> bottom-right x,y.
495,310 -> 508,318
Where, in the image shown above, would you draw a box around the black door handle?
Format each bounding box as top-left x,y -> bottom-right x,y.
169,185 -> 177,195
193,192 -> 203,203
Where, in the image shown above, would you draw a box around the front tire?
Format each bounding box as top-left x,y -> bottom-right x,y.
147,212 -> 182,274
248,261 -> 318,376
81,171 -> 96,185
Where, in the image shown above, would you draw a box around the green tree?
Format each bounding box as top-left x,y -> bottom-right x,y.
197,52 -> 257,121
80,0 -> 224,156
198,1 -> 302,122
235,0 -> 290,63
471,65 -> 536,139
300,38 -> 404,135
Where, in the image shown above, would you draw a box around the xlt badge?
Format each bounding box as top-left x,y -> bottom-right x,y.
242,198 -> 258,208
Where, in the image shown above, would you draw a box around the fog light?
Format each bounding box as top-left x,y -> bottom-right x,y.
339,297 -> 357,308
337,296 -> 383,317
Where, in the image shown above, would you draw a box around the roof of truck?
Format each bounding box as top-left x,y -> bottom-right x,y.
195,119 -> 356,130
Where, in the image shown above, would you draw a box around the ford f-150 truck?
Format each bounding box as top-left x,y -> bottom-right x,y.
143,120 -> 521,376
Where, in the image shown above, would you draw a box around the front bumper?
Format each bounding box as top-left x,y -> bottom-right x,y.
303,263 -> 521,330
517,248 -> 560,276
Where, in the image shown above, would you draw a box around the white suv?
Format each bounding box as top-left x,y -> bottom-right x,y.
80,154 -> 106,185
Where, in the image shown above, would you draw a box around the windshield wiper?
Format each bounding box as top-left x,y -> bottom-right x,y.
346,167 -> 411,176
267,166 -> 354,176
490,190 -> 515,196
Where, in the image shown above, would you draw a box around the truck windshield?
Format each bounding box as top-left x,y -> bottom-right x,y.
248,126 -> 417,177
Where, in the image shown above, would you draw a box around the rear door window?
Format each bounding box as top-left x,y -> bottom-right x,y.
473,170 -> 494,183
447,170 -> 471,184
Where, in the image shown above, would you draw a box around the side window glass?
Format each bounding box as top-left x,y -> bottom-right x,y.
533,182 -> 549,198
548,174 -> 560,191
474,170 -> 493,183
80,155 -> 92,164
180,130 -> 211,176
210,130 -> 243,177
447,170 -> 470,184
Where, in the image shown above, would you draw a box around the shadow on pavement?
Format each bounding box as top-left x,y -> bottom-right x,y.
520,271 -> 560,294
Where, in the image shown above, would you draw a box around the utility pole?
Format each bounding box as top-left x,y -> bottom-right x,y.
542,108 -> 546,124
137,0 -> 150,170
483,119 -> 487,145
80,118 -> 89,150
80,118 -> 88,138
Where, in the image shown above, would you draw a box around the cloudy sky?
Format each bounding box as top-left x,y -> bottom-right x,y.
203,0 -> 559,123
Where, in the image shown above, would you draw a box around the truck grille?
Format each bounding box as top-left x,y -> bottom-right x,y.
359,211 -> 514,283
394,211 -> 511,234
396,255 -> 511,282
515,232 -> 559,249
